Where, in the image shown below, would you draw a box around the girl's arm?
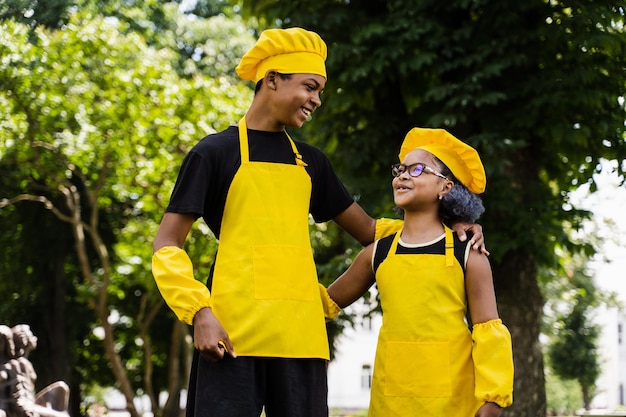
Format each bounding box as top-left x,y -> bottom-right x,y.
465,250 -> 514,410
465,250 -> 499,324
327,244 -> 377,308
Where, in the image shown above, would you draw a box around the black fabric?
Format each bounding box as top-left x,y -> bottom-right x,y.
166,126 -> 354,238
372,233 -> 395,274
372,231 -> 470,274
188,350 -> 328,417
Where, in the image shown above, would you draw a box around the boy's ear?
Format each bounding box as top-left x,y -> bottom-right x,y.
264,70 -> 278,90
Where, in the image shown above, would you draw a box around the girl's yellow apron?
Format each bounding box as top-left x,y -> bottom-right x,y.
369,227 -> 482,416
207,118 -> 329,359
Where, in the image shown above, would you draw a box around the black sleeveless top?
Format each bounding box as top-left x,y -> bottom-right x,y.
373,232 -> 471,274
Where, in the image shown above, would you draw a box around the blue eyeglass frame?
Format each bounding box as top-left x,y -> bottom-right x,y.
391,162 -> 449,181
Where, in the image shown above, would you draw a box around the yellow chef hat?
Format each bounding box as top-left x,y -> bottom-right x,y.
236,27 -> 327,83
398,127 -> 486,194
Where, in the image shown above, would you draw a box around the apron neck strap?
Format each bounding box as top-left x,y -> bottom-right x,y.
391,225 -> 455,267
238,117 -> 308,167
444,226 -> 454,267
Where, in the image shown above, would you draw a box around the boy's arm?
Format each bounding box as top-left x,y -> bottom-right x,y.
152,212 -> 211,325
333,202 -> 488,253
332,202 -> 376,246
153,212 -> 196,252
332,202 -> 404,244
152,212 -> 235,361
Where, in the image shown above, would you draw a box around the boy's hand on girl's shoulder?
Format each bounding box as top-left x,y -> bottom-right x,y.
453,221 -> 490,256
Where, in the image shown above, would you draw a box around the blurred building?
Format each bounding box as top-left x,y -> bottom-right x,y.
590,254 -> 626,410
327,293 -> 380,412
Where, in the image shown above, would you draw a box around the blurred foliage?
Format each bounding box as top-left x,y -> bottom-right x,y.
0,5 -> 254,415
545,364 -> 584,416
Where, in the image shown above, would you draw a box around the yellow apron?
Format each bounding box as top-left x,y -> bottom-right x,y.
207,118 -> 329,359
369,227 -> 482,416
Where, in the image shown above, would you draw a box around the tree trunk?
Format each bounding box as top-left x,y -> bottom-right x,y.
582,385 -> 591,410
163,321 -> 186,417
38,245 -> 70,387
493,250 -> 547,417
100,318 -> 141,417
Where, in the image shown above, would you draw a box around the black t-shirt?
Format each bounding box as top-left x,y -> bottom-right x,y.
166,126 -> 355,238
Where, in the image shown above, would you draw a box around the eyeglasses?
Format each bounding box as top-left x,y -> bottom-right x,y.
391,162 -> 449,181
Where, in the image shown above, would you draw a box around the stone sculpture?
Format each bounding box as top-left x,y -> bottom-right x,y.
0,324 -> 69,417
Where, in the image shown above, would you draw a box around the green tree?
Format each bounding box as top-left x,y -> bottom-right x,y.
0,10 -> 253,416
236,1 -> 626,416
544,364 -> 584,416
549,302 -> 600,410
542,218 -> 621,411
0,0 -> 74,29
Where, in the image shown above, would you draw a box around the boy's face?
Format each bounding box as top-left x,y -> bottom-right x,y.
272,73 -> 326,128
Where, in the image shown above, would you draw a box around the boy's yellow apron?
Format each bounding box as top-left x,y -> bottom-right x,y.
208,118 -> 329,359
369,227 -> 482,416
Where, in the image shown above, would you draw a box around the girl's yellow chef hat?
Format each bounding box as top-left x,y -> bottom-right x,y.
399,127 -> 486,194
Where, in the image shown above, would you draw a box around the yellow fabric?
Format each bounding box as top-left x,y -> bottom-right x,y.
319,284 -> 341,322
398,127 -> 486,194
236,27 -> 327,82
207,117 -> 329,358
472,319 -> 514,408
152,246 -> 211,325
374,218 -> 404,241
369,228 -> 482,416
444,226 -> 454,267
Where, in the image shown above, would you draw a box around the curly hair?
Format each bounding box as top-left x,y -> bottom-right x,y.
439,182 -> 485,223
436,155 -> 485,223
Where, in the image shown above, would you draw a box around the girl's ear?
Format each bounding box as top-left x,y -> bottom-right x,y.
440,179 -> 454,198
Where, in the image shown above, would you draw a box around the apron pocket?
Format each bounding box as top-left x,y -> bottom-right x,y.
383,341 -> 452,397
253,245 -> 317,301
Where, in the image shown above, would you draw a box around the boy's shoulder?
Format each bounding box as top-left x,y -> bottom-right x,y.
192,126 -> 239,152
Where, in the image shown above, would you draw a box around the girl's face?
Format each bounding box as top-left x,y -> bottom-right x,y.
271,73 -> 325,128
392,149 -> 450,210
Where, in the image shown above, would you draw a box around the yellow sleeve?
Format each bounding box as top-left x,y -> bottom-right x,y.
374,218 -> 404,241
472,319 -> 514,408
152,246 -> 211,325
319,284 -> 341,322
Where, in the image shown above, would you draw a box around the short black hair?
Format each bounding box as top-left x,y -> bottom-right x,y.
254,72 -> 293,94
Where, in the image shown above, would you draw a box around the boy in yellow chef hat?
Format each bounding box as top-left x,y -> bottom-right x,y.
152,27 -> 486,416
327,127 -> 514,416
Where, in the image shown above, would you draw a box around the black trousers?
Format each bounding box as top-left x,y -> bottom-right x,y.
187,350 -> 329,417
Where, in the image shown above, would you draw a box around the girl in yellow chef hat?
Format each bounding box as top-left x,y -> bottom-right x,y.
326,127 -> 514,417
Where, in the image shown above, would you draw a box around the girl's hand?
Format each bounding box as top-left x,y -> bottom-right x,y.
475,402 -> 502,417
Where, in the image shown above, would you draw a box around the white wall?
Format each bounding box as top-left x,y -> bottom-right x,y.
327,295 -> 381,410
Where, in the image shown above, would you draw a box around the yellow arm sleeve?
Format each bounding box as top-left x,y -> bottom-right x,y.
319,284 -> 341,322
152,246 -> 211,325
472,319 -> 514,408
374,218 -> 404,241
